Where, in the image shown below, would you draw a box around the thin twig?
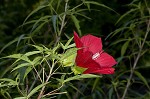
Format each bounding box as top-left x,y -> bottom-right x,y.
54,0 -> 68,46
42,84 -> 64,97
43,91 -> 67,97
37,60 -> 55,99
121,19 -> 150,99
37,1 -> 69,97
32,65 -> 43,83
28,68 -> 43,93
37,59 -> 59,99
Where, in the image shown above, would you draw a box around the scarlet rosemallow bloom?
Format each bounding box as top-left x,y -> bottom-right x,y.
74,31 -> 117,74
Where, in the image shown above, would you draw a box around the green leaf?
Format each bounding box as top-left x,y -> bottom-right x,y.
92,78 -> 100,92
71,14 -> 82,36
71,66 -> 87,75
68,83 -> 84,95
12,63 -> 30,72
32,56 -> 43,65
61,48 -> 77,67
5,54 -> 22,59
0,59 -> 20,78
14,97 -> 27,99
27,82 -> 49,98
0,38 -> 20,53
23,5 -> 49,24
108,87 -> 113,99
0,78 -> 18,87
30,21 -> 47,35
66,43 -> 75,49
24,51 -> 41,56
31,15 -> 51,30
62,54 -> 76,67
5,54 -> 32,64
52,15 -> 58,33
105,27 -> 129,40
17,34 -> 25,47
32,45 -> 44,52
121,40 -> 130,56
116,8 -> 138,24
60,42 -> 66,50
134,71 -> 150,90
0,78 -> 17,83
23,66 -> 33,80
110,38 -> 131,46
83,1 -> 117,14
20,55 -> 32,64
64,37 -> 74,49
63,74 -> 101,83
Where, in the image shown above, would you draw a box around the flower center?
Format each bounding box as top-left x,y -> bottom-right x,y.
92,52 -> 100,60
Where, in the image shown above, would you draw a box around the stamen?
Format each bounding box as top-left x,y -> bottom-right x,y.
92,52 -> 100,60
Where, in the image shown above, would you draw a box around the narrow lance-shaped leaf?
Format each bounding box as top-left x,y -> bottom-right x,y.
52,15 -> 57,33
121,40 -> 130,56
17,34 -> 25,47
64,37 -> 74,49
14,97 -> 27,99
23,5 -> 49,24
30,21 -> 47,35
83,1 -> 118,14
115,8 -> 138,24
134,71 -> 150,90
71,15 -> 82,36
31,15 -> 51,33
31,45 -> 44,52
63,74 -> 101,83
11,63 -> 30,72
0,37 -> 27,53
24,51 -> 41,56
0,78 -> 18,87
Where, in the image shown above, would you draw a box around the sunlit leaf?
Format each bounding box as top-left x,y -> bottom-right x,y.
64,37 -> 74,49
63,74 -> 101,83
0,78 -> 18,87
25,51 -> 41,56
61,48 -> 77,67
14,97 -> 27,99
31,45 -> 44,52
71,66 -> 87,75
12,63 -> 30,72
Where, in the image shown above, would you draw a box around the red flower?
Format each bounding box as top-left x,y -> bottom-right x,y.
74,31 -> 117,74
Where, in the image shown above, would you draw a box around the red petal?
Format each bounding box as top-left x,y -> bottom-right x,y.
76,51 -> 100,69
74,31 -> 84,54
74,31 -> 83,48
83,67 -> 115,74
80,34 -> 102,54
95,52 -> 117,68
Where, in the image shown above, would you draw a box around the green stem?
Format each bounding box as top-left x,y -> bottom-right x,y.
121,19 -> 150,99
54,0 -> 68,46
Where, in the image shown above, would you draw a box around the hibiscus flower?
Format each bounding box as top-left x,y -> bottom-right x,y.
74,31 -> 117,74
